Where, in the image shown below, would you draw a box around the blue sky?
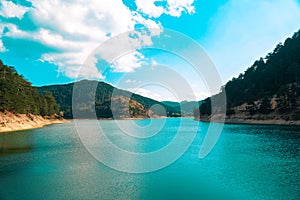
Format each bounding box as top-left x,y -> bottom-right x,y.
1,0 -> 300,101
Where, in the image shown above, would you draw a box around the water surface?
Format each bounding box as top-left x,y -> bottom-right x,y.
0,119 -> 299,199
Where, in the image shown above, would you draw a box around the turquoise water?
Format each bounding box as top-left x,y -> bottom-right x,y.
0,119 -> 299,199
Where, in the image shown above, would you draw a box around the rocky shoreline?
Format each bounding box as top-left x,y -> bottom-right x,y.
197,114 -> 300,126
224,118 -> 300,126
0,111 -> 68,133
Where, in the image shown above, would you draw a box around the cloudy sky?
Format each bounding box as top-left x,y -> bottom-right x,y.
1,0 -> 300,101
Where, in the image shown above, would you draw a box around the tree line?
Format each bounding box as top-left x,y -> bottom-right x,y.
0,60 -> 59,116
37,80 -> 181,119
196,29 -> 300,119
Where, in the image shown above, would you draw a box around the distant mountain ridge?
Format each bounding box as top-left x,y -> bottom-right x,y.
37,80 -> 182,119
0,58 -> 199,120
162,101 -> 202,116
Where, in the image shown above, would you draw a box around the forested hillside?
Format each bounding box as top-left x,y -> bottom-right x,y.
0,60 -> 59,116
162,101 -> 202,116
195,30 -> 300,122
38,80 -> 181,119
0,59 -> 181,120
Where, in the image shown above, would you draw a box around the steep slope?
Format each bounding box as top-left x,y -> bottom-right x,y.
0,60 -> 59,116
195,29 -> 300,125
37,80 -> 181,119
0,60 -> 65,132
162,101 -> 202,116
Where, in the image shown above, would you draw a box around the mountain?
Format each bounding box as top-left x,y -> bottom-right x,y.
195,29 -> 300,124
162,101 -> 202,116
161,101 -> 180,108
37,80 -> 181,119
0,60 -> 59,116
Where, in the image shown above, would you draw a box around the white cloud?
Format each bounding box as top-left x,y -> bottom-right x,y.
135,0 -> 165,18
29,0 -> 137,78
2,23 -> 28,38
132,12 -> 162,34
165,0 -> 196,17
78,55 -> 105,79
0,0 -> 197,80
0,40 -> 5,52
29,0 -> 135,38
111,51 -> 147,73
0,0 -> 164,79
128,87 -> 164,101
0,1 -> 29,18
135,0 -> 196,18
94,28 -> 161,66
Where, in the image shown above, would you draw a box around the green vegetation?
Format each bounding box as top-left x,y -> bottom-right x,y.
196,29 -> 300,120
7,29 -> 300,121
0,60 -> 59,116
162,101 -> 202,116
37,80 -> 181,119
0,61 -> 182,119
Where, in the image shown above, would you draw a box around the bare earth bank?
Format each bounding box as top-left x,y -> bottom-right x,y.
0,111 -> 68,133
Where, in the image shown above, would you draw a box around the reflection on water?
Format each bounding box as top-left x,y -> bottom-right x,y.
0,119 -> 299,200
0,131 -> 34,155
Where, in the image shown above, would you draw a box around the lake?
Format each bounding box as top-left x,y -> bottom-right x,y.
0,118 -> 299,200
